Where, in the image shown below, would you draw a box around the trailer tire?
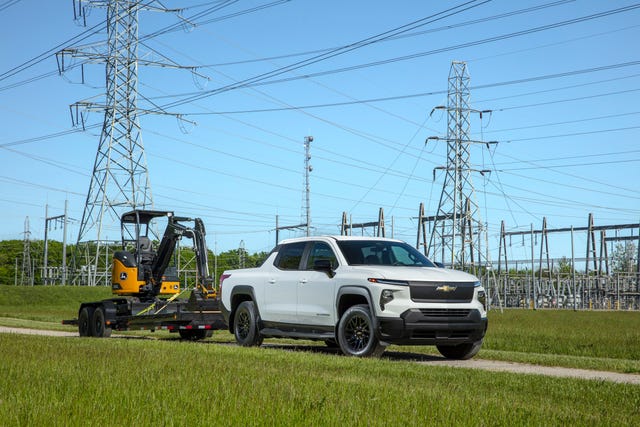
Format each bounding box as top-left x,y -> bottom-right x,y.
78,306 -> 93,337
91,307 -> 112,338
233,301 -> 263,347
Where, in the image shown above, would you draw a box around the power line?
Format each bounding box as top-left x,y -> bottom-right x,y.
157,0 -> 491,110
0,0 -> 20,12
173,62 -> 640,115
504,125 -> 640,143
0,20 -> 105,82
203,0 -> 574,67
155,4 -> 640,108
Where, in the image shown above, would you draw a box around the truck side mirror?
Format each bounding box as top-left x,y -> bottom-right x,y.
313,259 -> 335,278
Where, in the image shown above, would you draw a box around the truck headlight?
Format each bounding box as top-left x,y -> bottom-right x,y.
380,289 -> 395,311
477,290 -> 486,308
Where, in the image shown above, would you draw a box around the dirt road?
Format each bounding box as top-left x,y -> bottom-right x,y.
2,326 -> 639,385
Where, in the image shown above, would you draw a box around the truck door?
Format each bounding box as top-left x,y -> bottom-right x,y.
296,241 -> 338,326
260,242 -> 306,324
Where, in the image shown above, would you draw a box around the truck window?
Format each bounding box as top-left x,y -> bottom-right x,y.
274,242 -> 306,270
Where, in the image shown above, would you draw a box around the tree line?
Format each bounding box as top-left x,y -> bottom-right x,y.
0,239 -> 269,286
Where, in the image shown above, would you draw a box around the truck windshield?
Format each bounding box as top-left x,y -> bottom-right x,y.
337,240 -> 436,267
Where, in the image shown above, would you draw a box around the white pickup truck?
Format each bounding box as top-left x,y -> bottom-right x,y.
220,236 -> 487,358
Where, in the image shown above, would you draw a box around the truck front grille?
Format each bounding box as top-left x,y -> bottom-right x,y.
418,308 -> 472,318
409,282 -> 475,303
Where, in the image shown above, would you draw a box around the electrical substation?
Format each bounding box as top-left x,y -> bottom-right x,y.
9,1 -> 640,311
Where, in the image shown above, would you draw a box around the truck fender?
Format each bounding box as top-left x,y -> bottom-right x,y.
336,286 -> 383,341
227,285 -> 259,333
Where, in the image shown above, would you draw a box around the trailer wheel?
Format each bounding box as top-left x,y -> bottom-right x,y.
78,306 -> 93,337
233,301 -> 263,347
91,307 -> 112,338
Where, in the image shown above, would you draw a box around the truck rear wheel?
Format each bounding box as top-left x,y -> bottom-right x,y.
91,307 -> 112,338
337,304 -> 386,357
233,301 -> 263,347
179,329 -> 212,341
437,339 -> 483,360
78,306 -> 93,337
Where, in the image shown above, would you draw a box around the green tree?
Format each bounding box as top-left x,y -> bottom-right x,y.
611,243 -> 637,273
557,257 -> 573,274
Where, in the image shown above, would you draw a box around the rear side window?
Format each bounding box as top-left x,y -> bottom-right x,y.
274,242 -> 306,270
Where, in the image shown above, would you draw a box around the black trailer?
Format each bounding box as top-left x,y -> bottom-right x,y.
63,292 -> 227,340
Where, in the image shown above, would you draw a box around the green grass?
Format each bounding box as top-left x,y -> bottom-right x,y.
0,333 -> 638,426
0,284 -> 112,322
1,285 -> 640,373
1,285 -> 640,425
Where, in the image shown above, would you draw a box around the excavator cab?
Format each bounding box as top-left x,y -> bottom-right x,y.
111,210 -> 181,298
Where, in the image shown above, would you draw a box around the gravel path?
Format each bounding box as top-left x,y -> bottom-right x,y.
421,358 -> 640,385
2,326 -> 639,385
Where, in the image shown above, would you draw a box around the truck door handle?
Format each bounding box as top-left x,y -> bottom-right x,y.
268,279 -> 276,284
299,279 -> 308,284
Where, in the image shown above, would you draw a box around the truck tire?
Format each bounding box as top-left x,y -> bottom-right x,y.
78,306 -> 93,337
337,304 -> 386,357
233,301 -> 263,347
91,306 -> 112,338
179,329 -> 212,341
437,339 -> 483,360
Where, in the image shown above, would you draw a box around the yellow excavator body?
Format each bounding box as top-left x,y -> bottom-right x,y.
111,256 -> 180,297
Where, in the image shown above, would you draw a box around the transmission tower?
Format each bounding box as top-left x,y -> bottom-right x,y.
21,217 -> 33,286
58,1 -> 186,285
424,61 -> 496,271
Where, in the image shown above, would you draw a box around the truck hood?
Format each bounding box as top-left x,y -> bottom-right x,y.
343,265 -> 479,283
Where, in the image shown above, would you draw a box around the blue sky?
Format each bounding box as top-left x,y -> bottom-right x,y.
1,0 -> 639,263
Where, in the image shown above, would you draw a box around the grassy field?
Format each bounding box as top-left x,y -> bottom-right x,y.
1,285 -> 640,372
1,333 -> 639,426
1,285 -> 640,425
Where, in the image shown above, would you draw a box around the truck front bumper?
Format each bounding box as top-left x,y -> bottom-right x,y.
377,308 -> 487,345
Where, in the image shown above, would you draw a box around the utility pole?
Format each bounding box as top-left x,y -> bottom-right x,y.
43,201 -> 69,285
423,61 -> 496,271
239,240 -> 246,269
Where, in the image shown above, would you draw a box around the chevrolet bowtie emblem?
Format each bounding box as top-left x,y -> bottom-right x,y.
436,285 -> 457,292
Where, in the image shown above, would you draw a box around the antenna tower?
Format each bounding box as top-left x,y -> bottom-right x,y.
303,136 -> 313,236
426,61 -> 495,271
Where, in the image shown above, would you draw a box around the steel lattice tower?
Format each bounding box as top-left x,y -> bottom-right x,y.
63,1 -> 153,284
20,217 -> 33,286
428,61 -> 487,270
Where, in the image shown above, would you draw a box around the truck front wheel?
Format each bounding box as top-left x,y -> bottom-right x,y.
337,304 -> 386,357
437,339 -> 483,360
233,301 -> 263,347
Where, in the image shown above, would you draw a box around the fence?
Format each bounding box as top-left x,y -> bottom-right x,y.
486,272 -> 639,310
